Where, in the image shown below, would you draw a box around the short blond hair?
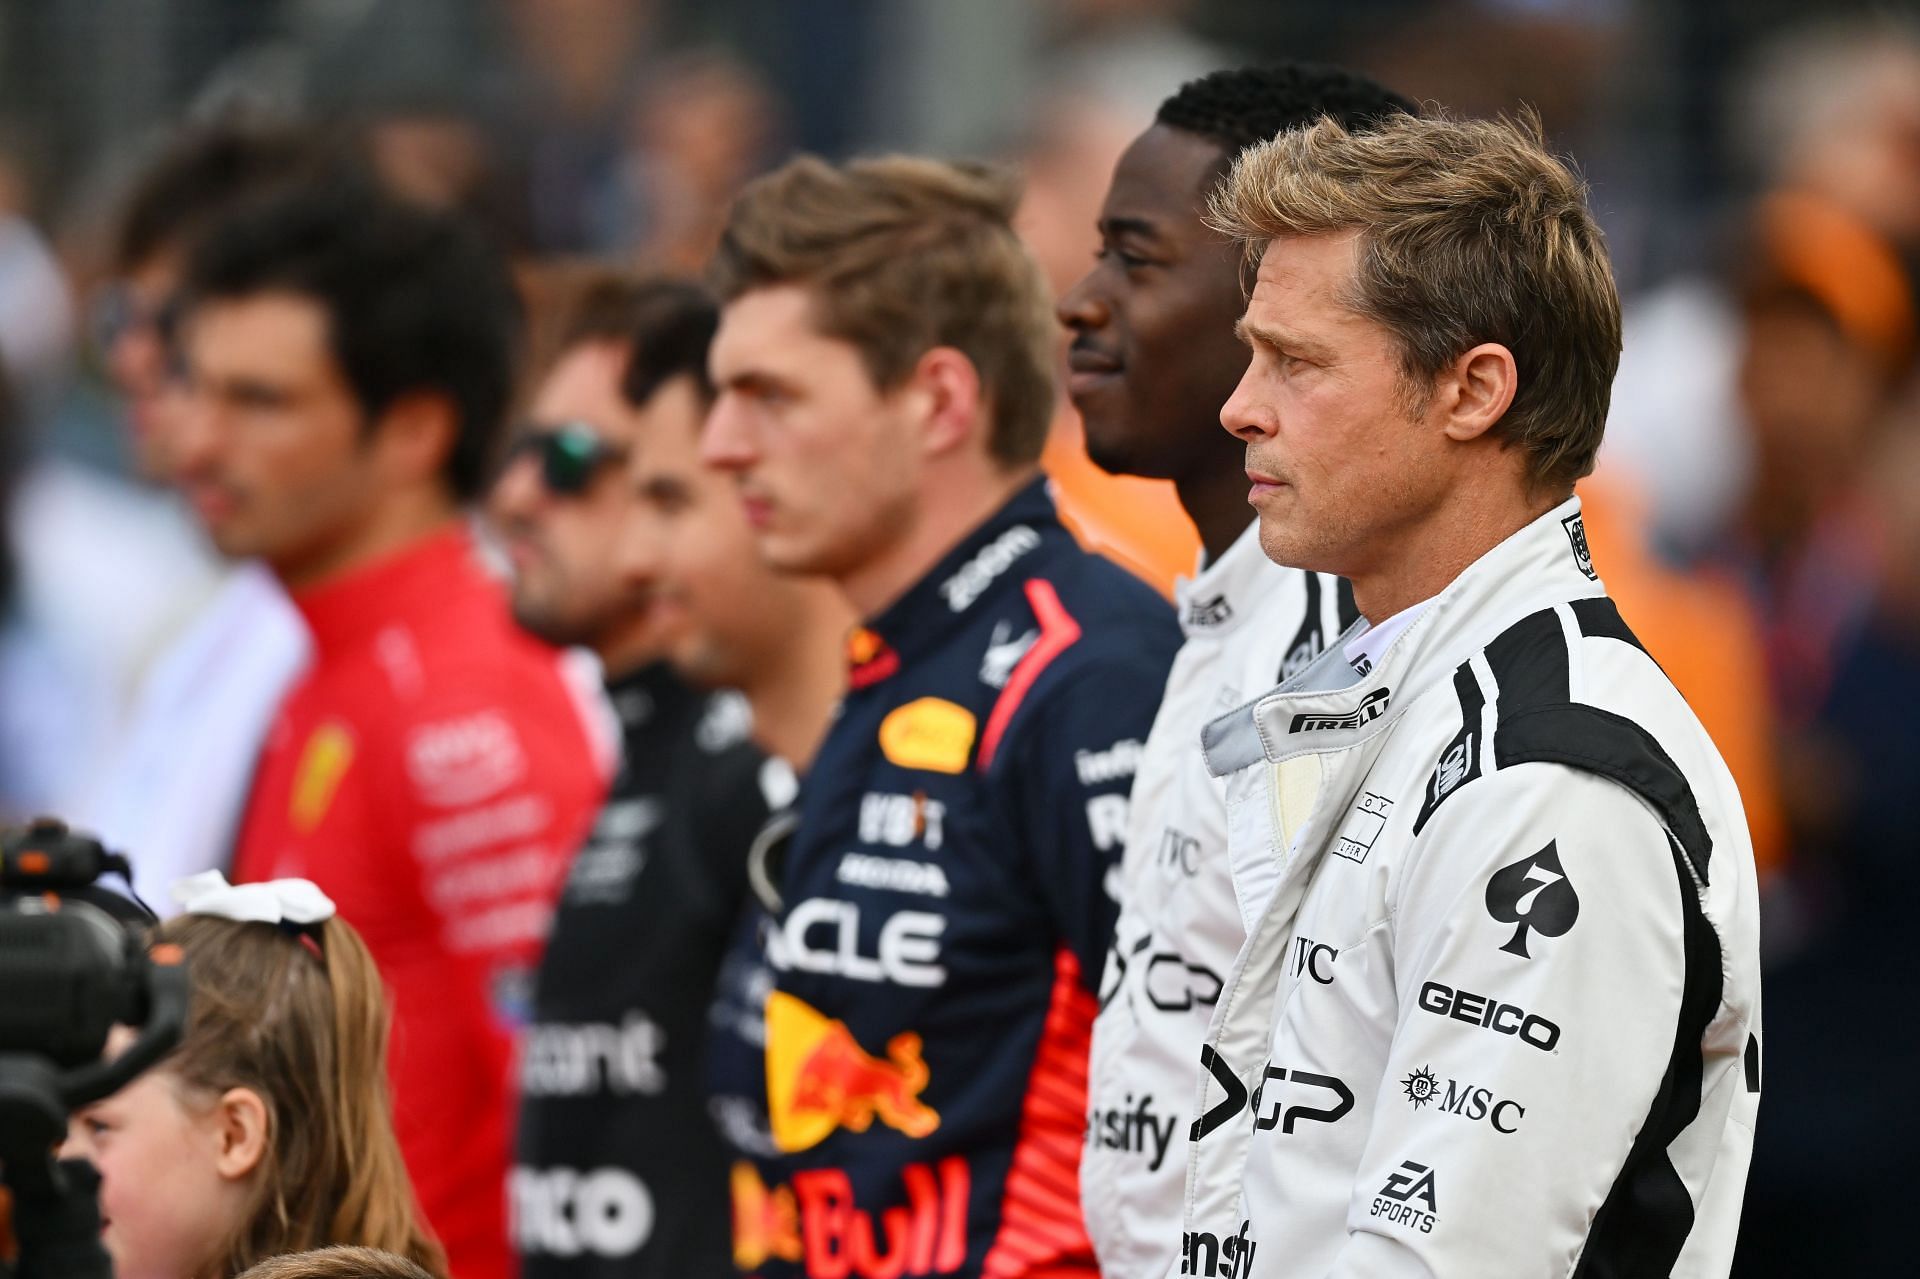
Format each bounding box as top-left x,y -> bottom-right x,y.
1208,111 -> 1622,491
710,154 -> 1056,467
237,1246 -> 436,1279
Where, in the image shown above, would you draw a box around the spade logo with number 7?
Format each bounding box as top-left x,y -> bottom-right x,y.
1485,841 -> 1580,958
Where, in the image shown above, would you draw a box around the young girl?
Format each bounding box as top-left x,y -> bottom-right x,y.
62,873 -> 446,1279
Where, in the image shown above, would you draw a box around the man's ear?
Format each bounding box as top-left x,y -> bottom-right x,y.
212,1086 -> 270,1181
374,391 -> 460,486
1437,342 -> 1518,443
907,346 -> 987,458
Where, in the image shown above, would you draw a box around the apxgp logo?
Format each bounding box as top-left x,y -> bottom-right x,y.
1485,841 -> 1581,958
1371,1160 -> 1438,1234
1290,687 -> 1390,733
1190,1047 -> 1351,1140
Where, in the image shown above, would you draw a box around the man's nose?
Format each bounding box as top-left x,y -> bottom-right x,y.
487,449 -> 545,525
700,397 -> 756,472
1219,364 -> 1273,442
1055,272 -> 1108,333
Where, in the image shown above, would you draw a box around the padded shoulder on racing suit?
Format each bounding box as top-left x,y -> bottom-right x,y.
742,478 -> 1179,1279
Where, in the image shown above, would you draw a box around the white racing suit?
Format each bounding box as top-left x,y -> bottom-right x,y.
1178,497 -> 1762,1278
1083,523 -> 1353,1279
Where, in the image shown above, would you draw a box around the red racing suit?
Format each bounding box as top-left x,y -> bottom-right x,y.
231,525 -> 610,1279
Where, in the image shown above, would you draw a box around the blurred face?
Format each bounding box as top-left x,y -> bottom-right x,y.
1221,231 -> 1450,577
104,253 -> 191,481
173,293 -> 387,586
704,285 -> 919,579
1057,125 -> 1252,480
62,1060 -> 252,1279
619,376 -> 798,688
489,341 -> 668,667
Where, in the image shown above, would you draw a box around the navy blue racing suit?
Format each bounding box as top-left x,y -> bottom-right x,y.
738,478 -> 1180,1278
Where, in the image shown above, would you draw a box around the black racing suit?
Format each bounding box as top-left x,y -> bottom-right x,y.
514,663 -> 783,1277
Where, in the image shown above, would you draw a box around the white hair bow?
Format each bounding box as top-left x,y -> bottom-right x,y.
171,870 -> 336,928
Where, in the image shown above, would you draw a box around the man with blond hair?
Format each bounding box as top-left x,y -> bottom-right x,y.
1177,113 -> 1762,1276
703,155 -> 1179,1277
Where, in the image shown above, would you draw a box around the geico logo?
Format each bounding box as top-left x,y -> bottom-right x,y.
1180,1219 -> 1257,1278
1146,952 -> 1224,1012
769,899 -> 946,987
791,1156 -> 970,1276
1416,981 -> 1561,1051
521,1012 -> 666,1098
1402,1066 -> 1525,1133
858,792 -> 946,851
511,1166 -> 653,1258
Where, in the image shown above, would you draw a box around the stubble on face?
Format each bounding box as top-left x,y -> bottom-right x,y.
1232,232 -> 1452,582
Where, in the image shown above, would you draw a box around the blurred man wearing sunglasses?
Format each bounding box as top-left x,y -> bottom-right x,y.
497,276 -> 849,1279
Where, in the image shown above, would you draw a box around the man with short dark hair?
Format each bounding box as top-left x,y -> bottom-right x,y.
1055,65 -> 1413,1279
86,120 -> 336,902
703,155 -> 1180,1277
181,178 -> 609,1279
1183,112 -> 1761,1275
500,276 -> 848,1279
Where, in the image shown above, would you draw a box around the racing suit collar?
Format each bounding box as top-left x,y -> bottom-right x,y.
291,521 -> 477,657
1173,520 -> 1279,641
847,477 -> 1059,684
1203,495 -> 1607,774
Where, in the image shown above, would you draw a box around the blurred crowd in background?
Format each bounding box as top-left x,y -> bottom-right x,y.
2,0 -> 1918,1272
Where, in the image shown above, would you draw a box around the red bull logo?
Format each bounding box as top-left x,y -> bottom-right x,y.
733,1162 -> 804,1270
767,991 -> 941,1153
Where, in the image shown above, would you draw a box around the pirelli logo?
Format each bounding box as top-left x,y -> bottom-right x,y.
1291,687 -> 1390,734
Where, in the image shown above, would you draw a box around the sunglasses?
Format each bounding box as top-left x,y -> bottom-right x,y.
507,422 -> 629,495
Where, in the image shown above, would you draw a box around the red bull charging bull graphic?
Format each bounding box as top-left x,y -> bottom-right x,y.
766,990 -> 942,1152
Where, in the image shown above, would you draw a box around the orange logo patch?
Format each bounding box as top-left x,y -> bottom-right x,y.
765,990 -> 940,1153
877,698 -> 976,775
290,721 -> 355,833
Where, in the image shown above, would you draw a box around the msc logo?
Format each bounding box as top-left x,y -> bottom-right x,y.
1190,1046 -> 1352,1141
1371,1160 -> 1438,1234
768,899 -> 946,987
1181,1219 -> 1257,1278
1290,687 -> 1390,733
764,991 -> 940,1153
1401,1065 -> 1526,1133
1416,981 -> 1562,1052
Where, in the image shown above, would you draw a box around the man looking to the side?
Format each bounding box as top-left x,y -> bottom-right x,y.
1054,65 -> 1413,1279
174,177 -> 608,1279
498,276 -> 847,1277
1181,112 -> 1761,1275
702,155 -> 1180,1277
